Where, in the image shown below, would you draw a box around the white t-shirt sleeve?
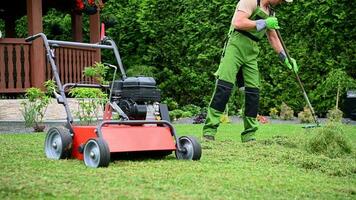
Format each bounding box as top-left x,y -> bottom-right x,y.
237,0 -> 258,16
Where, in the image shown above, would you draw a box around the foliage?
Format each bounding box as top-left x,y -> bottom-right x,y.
0,19 -> 4,37
327,107 -> 343,123
126,65 -> 156,77
220,114 -> 230,124
83,62 -> 110,84
279,102 -> 294,120
13,0 -> 356,115
298,106 -> 314,123
269,107 -> 279,119
311,69 -> 356,116
68,88 -> 107,125
193,112 -> 206,124
306,123 -> 352,158
20,80 -> 55,128
181,104 -> 201,116
162,97 -> 179,111
169,109 -> 184,121
20,101 -> 37,127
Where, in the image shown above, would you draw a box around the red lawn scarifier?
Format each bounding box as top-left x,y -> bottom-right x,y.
26,33 -> 201,168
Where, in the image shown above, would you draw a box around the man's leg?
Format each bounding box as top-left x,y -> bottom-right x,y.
241,61 -> 260,142
203,79 -> 234,139
202,32 -> 242,140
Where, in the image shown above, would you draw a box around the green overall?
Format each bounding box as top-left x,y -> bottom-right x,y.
202,4 -> 269,142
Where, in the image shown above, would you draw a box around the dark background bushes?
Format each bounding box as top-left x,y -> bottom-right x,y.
5,0 -> 355,116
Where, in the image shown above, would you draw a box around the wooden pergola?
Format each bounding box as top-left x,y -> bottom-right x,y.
0,0 -> 102,93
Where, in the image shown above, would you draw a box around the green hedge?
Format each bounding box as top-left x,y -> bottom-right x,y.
14,0 -> 356,116
101,0 -> 355,116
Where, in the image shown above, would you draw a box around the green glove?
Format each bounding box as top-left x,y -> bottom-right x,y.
284,57 -> 299,73
265,17 -> 280,29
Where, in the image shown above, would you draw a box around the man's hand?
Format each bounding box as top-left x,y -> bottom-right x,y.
256,17 -> 280,31
284,57 -> 299,73
279,50 -> 299,73
265,17 -> 280,29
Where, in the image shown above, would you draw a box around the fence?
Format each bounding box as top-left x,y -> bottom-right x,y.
0,38 -> 97,94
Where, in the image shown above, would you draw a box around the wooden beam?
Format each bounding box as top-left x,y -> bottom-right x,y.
89,11 -> 101,62
71,13 -> 83,42
27,0 -> 45,89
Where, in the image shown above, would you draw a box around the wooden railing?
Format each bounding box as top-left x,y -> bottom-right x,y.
0,39 -> 98,94
45,45 -> 96,84
0,39 -> 31,93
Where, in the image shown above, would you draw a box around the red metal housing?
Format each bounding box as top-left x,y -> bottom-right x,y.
72,125 -> 176,160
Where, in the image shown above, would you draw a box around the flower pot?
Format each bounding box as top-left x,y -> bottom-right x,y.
33,124 -> 46,132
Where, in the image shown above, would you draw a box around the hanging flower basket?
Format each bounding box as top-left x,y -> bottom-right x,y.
75,0 -> 104,15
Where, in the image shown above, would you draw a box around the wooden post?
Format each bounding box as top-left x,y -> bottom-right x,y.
27,0 -> 45,89
89,10 -> 101,62
71,13 -> 83,42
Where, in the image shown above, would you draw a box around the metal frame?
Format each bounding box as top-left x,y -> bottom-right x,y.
25,33 -> 125,131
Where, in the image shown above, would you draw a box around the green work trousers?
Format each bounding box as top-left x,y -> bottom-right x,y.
202,30 -> 260,142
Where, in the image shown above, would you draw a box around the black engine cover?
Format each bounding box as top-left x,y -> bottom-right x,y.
111,77 -> 161,102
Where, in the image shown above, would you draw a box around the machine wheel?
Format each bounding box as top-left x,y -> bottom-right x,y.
83,138 -> 110,168
175,136 -> 202,160
44,127 -> 72,160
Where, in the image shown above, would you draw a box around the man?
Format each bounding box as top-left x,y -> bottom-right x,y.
202,0 -> 298,142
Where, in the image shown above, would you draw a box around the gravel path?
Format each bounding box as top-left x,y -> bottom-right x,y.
1,117 -> 355,134
2,99 -> 355,134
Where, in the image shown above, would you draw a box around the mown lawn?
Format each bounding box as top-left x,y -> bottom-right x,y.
0,123 -> 355,199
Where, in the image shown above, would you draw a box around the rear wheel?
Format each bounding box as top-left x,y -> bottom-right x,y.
83,138 -> 110,168
175,136 -> 202,160
44,127 -> 72,159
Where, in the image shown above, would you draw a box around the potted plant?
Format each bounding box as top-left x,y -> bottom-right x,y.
20,80 -> 55,132
74,0 -> 104,15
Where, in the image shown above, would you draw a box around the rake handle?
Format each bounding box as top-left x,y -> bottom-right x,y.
275,29 -> 320,126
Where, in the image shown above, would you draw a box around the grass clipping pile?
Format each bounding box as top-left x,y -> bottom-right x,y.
306,123 -> 352,158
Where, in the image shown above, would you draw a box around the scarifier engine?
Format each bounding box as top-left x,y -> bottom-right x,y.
111,77 -> 161,120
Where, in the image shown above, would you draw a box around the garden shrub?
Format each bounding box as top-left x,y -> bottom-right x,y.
279,102 -> 294,120
327,107 -> 343,123
169,109 -> 184,121
20,80 -> 55,130
162,97 -> 179,111
298,106 -> 314,123
269,107 -> 279,119
181,104 -> 201,116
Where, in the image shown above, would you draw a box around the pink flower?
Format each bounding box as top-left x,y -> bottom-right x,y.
257,115 -> 269,124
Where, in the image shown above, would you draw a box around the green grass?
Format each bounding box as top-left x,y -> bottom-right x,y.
1,123 -> 355,199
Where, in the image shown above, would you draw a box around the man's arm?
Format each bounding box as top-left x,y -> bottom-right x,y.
232,10 -> 257,31
267,30 -> 299,73
267,29 -> 283,53
233,10 -> 280,32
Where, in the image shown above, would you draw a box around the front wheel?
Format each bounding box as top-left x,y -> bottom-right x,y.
175,136 -> 202,160
44,127 -> 72,159
83,138 -> 110,168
